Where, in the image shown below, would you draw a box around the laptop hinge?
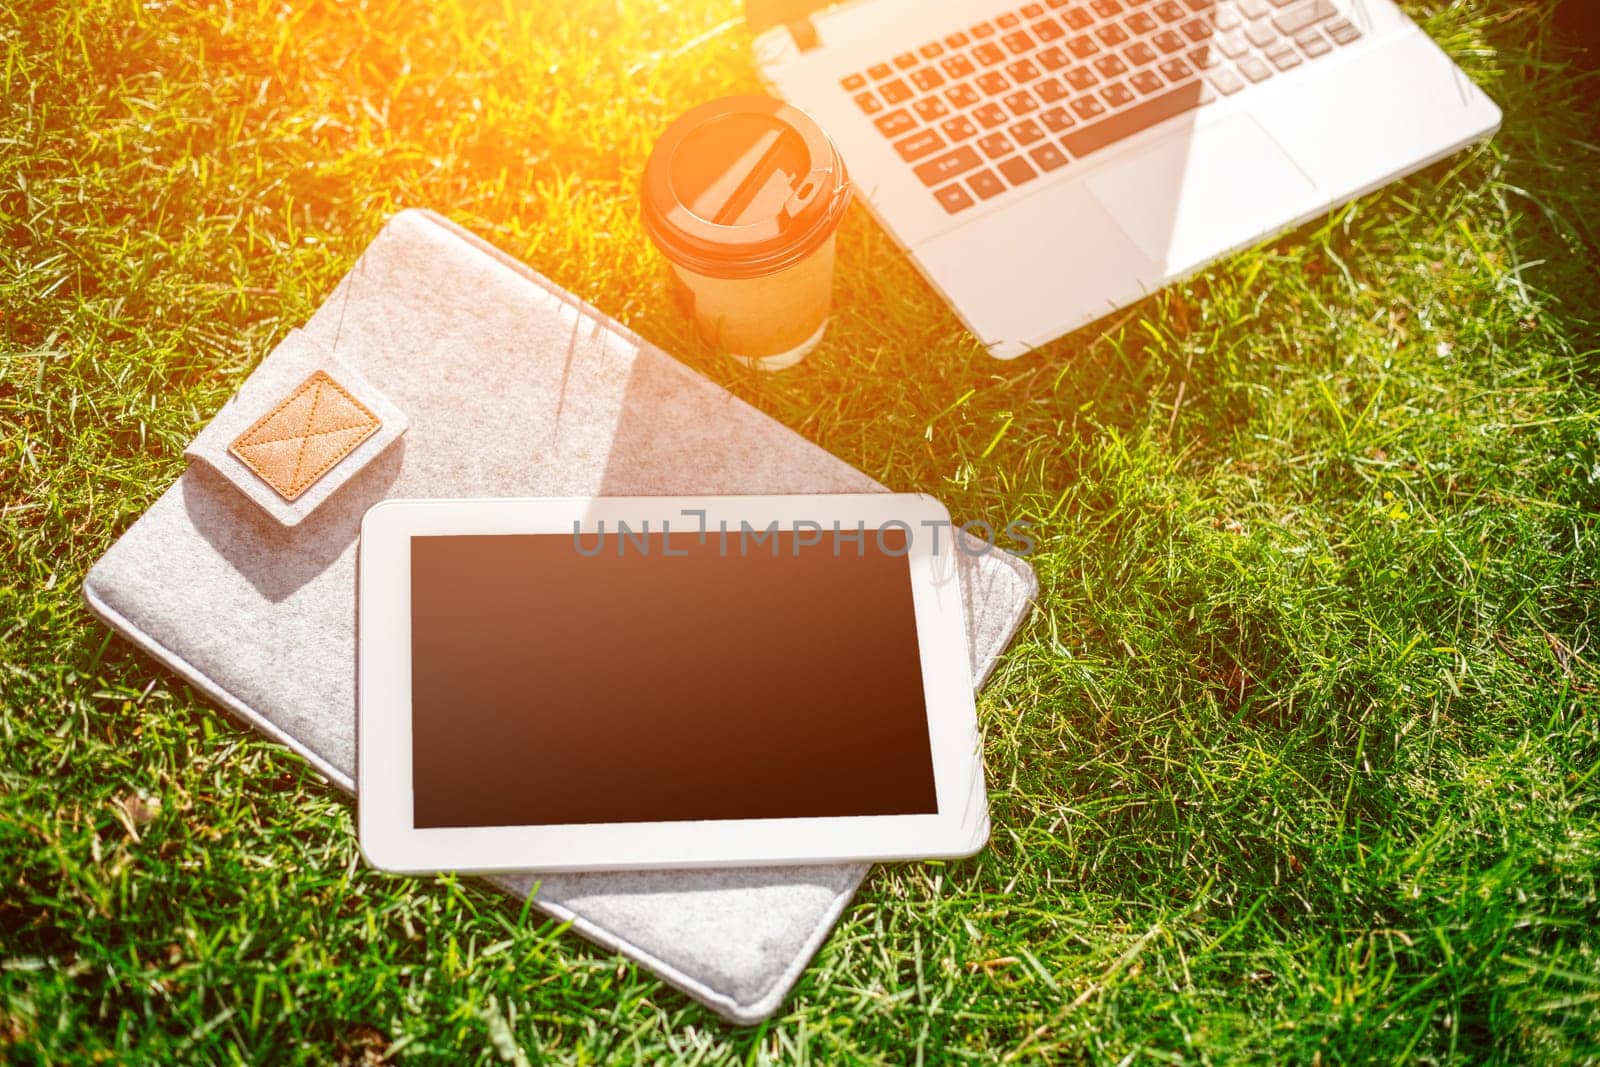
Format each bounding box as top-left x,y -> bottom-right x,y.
785,18 -> 820,51
746,0 -> 826,52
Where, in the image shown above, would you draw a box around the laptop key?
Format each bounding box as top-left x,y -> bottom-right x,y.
998,155 -> 1040,185
1096,23 -> 1130,45
1272,0 -> 1336,36
913,145 -> 983,185
1011,118 -> 1047,144
841,73 -> 867,91
946,83 -> 981,108
941,115 -> 979,141
1070,96 -> 1107,119
1236,0 -> 1268,16
977,71 -> 1011,94
1266,42 -> 1302,69
1153,1 -> 1186,22
933,183 -> 977,214
1152,29 -> 1186,53
1101,82 -> 1136,107
969,169 -> 1007,199
1208,66 -> 1246,94
1060,78 -> 1212,157
1245,22 -> 1278,48
894,128 -> 947,162
1296,29 -> 1332,56
974,42 -> 1008,65
1034,17 -> 1066,40
1039,45 -> 1071,69
998,12 -> 1022,28
1029,142 -> 1071,171
1065,65 -> 1100,88
854,91 -> 884,114
875,109 -> 917,138
916,96 -> 951,120
1126,11 -> 1158,34
1040,105 -> 1076,131
942,54 -> 977,77
1237,54 -> 1273,81
1090,0 -> 1123,15
1125,41 -> 1158,65
1181,18 -> 1214,40
1094,54 -> 1129,77
912,66 -> 946,91
1130,70 -> 1166,94
920,42 -> 946,58
975,102 -> 1010,127
881,78 -> 913,103
1218,32 -> 1249,57
894,52 -> 919,69
1004,89 -> 1041,114
1158,57 -> 1192,80
1023,2 -> 1046,15
869,63 -> 894,80
972,20 -> 997,36
945,31 -> 971,48
1063,6 -> 1094,29
978,132 -> 1016,158
1326,19 -> 1362,44
1066,35 -> 1100,58
1007,58 -> 1043,82
1037,76 -> 1070,101
1190,44 -> 1221,68
1003,30 -> 1037,54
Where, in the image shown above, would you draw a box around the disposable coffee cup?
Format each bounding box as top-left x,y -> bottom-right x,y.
643,95 -> 852,371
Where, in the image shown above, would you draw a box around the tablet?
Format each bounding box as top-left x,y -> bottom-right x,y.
356,494 -> 989,874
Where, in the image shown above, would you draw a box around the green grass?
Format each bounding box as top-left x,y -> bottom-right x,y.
3,0 -> 1598,1061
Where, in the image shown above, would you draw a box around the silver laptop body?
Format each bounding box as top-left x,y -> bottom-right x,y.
753,0 -> 1501,358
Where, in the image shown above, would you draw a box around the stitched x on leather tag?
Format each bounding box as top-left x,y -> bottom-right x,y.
228,370 -> 382,501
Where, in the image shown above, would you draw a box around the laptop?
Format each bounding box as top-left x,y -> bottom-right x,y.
749,0 -> 1502,359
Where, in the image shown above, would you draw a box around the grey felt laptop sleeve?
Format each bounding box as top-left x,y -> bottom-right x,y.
82,209 -> 1037,1024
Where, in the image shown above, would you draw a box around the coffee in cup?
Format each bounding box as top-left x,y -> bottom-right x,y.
642,95 -> 852,371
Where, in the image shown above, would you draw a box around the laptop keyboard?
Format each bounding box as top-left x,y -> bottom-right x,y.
840,0 -> 1363,215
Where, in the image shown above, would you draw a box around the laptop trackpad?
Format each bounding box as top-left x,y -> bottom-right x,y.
1085,115 -> 1321,276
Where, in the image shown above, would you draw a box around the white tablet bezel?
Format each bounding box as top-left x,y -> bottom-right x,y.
356,494 -> 988,874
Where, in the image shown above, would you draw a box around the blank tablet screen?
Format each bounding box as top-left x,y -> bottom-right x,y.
408,529 -> 938,828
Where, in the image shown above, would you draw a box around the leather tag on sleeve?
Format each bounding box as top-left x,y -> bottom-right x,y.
227,370 -> 382,502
